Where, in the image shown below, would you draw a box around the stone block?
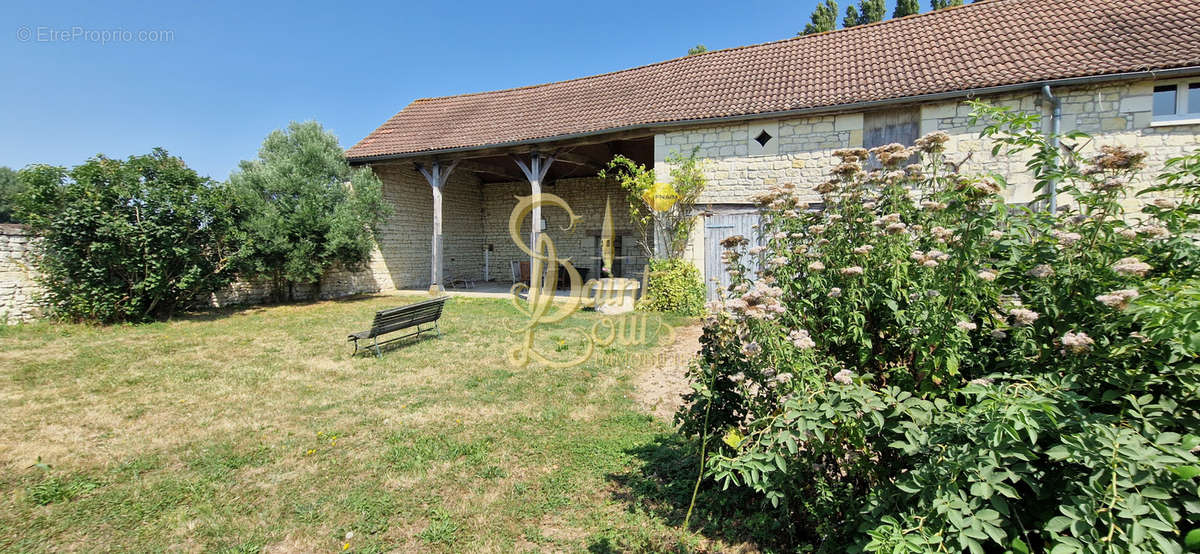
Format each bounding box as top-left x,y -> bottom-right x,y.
1101,117 -> 1128,131
834,113 -> 864,132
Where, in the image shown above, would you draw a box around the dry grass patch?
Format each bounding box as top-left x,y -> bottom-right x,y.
0,295 -> 755,552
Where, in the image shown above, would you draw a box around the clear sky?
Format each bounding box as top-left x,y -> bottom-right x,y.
2,0 -> 910,181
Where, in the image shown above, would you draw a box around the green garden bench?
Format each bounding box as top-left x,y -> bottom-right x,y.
348,296 -> 448,357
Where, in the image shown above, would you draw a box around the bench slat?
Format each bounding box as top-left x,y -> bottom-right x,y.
349,297 -> 449,344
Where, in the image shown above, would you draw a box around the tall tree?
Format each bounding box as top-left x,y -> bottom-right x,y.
893,0 -> 921,18
801,0 -> 838,35
687,44 -> 708,56
229,121 -> 388,301
931,0 -> 964,8
844,0 -> 885,27
0,166 -> 23,223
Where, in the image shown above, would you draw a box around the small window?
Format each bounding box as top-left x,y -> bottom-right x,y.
1152,81 -> 1200,124
1153,85 -> 1177,116
747,121 -> 779,156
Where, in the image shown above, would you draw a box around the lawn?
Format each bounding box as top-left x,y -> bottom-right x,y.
0,294 -> 730,553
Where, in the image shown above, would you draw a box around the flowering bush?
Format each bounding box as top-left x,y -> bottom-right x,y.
678,105 -> 1200,553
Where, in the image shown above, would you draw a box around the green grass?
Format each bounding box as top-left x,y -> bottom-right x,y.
0,294 -> 730,552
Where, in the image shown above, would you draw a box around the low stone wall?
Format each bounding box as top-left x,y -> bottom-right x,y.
0,224 -> 43,324
207,264 -> 381,307
1,224 -> 382,324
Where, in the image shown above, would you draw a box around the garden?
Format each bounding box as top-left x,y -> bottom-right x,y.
2,102 -> 1198,553
676,103 -> 1200,553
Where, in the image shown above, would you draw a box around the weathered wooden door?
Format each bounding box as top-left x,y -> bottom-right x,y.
703,208 -> 761,301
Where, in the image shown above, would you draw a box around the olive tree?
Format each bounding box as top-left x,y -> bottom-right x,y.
229,121 -> 387,301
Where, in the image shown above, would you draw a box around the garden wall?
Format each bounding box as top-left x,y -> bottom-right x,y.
0,224 -> 43,324
1,223 -> 384,324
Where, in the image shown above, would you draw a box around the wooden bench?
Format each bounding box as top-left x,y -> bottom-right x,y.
348,296 -> 448,357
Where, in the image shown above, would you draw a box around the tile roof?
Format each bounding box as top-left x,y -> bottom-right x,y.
347,0 -> 1200,161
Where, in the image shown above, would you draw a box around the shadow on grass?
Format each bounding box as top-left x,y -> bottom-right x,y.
349,330 -> 444,358
598,433 -> 795,553
175,292 -> 390,323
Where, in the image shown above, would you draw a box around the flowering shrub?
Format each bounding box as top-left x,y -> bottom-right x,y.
678,105 -> 1200,553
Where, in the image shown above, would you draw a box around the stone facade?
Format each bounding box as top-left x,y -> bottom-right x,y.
654,78 -> 1200,285
656,79 -> 1198,207
654,113 -> 863,205
365,163 -> 487,290
364,167 -> 644,289
917,80 -> 1198,206
0,225 -> 43,324
479,177 -> 643,282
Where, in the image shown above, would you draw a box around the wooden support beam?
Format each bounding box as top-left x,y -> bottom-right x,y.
415,160 -> 458,294
456,160 -> 525,181
548,151 -> 597,167
511,153 -> 555,280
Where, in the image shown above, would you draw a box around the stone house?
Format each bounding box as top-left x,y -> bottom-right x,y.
346,0 -> 1200,299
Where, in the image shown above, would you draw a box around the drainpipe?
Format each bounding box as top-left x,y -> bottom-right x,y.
1041,85 -> 1061,214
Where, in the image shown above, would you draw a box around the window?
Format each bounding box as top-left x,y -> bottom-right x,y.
1151,81 -> 1200,124
747,121 -> 779,156
864,108 -> 919,166
1153,85 -> 1177,117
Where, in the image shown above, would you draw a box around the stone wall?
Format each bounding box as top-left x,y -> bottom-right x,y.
207,264 -> 382,307
0,224 -> 43,324
1,222 -> 384,324
655,77 -> 1199,284
654,113 -> 863,205
655,78 -> 1198,209
365,163 -> 487,290
479,176 -> 644,281
917,80 -> 1198,206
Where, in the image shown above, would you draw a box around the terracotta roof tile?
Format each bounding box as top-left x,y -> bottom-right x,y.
347,0 -> 1200,160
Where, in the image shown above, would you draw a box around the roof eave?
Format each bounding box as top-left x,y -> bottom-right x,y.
346,65 -> 1200,165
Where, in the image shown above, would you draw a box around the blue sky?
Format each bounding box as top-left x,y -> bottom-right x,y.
2,0 -> 910,180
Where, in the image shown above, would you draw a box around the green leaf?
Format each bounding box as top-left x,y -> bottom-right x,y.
1142,486 -> 1171,499
1045,445 -> 1071,460
1046,516 -> 1072,533
1011,537 -> 1030,554
1184,528 -> 1200,551
1174,465 -> 1200,480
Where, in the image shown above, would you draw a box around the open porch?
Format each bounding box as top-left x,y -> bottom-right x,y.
355,133 -> 657,295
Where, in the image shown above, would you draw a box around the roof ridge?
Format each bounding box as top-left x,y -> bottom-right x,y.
409,0 -> 1012,104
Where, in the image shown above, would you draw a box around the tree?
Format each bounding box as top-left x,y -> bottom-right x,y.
17,149 -> 236,322
229,121 -> 387,301
931,0 -> 963,8
687,44 -> 707,56
599,149 -> 706,261
893,0 -> 921,18
0,166 -> 24,223
800,0 -> 838,35
844,0 -> 885,27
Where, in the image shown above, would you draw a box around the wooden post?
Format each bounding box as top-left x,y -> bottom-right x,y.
416,160 -> 458,294
512,153 -> 555,276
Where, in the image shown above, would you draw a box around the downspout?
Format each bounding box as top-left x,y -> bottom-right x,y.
1041,85 -> 1061,214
